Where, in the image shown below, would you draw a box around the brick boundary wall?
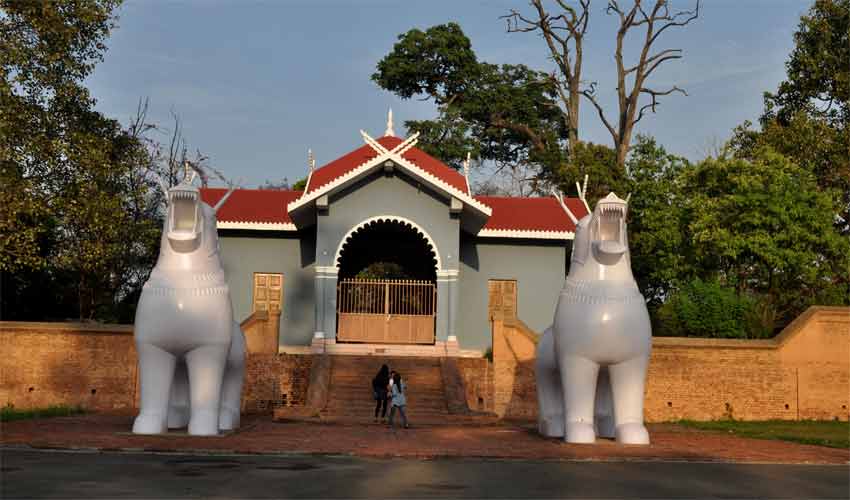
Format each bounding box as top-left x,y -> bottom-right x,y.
2,307 -> 847,422
489,306 -> 850,422
0,312 -> 311,414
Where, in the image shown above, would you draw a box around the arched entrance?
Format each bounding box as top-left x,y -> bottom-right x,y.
335,217 -> 438,344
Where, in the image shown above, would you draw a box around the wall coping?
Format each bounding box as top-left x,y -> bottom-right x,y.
2,306 -> 846,347
0,321 -> 134,334
0,309 -> 284,336
496,305 -> 849,351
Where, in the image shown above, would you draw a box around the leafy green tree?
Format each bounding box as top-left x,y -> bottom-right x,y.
624,136 -> 691,306
730,0 -> 849,234
765,0 -> 849,127
655,279 -> 775,339
373,23 -> 566,187
547,140 -> 625,204
1,0 -> 162,321
681,148 -> 848,323
356,262 -> 410,280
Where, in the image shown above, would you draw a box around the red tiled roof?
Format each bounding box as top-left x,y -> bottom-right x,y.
306,135 -> 469,195
475,196 -> 589,233
201,188 -> 301,224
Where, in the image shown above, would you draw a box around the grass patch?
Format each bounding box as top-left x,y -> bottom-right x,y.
1,404 -> 86,422
678,419 -> 849,449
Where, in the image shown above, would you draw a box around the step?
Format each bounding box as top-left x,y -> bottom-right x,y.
321,354 -> 453,420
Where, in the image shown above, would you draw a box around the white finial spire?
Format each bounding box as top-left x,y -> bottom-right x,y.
308,148 -> 315,171
384,108 -> 395,137
462,152 -> 472,193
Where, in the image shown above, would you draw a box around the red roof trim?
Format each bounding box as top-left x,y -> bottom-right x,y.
201,188 -> 300,225
475,196 -> 589,233
305,135 -> 469,195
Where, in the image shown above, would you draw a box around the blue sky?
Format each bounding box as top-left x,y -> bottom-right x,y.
87,0 -> 811,188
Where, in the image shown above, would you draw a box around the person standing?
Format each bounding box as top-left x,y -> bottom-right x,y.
372,364 -> 390,423
388,372 -> 409,429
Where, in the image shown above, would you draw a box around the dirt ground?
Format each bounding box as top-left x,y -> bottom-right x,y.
1,413 -> 847,464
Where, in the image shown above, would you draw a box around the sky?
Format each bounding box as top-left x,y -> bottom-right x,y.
86,0 -> 812,188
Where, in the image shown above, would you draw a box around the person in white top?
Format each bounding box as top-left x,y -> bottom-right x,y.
388,372 -> 409,429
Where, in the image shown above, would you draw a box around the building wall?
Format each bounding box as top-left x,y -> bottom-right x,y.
316,171 -> 459,270
219,231 -> 316,346
457,234 -> 567,350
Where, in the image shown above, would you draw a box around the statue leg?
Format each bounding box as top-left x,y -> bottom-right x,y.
594,367 -> 615,438
536,327 -> 564,437
608,355 -> 650,444
219,323 -> 245,431
559,354 -> 599,444
185,343 -> 229,436
167,359 -> 190,429
133,343 -> 177,435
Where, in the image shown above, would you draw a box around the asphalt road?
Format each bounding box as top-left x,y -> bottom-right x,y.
1,449 -> 848,499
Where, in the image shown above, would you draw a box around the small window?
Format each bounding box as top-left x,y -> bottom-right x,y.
253,273 -> 283,313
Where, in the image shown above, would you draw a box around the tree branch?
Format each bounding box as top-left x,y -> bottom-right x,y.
580,83 -> 618,141
649,0 -> 700,46
634,85 -> 687,124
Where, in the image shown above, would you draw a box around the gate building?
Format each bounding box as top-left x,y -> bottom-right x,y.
200,115 -> 588,356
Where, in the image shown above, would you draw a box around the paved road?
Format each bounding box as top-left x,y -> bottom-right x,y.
2,449 -> 848,499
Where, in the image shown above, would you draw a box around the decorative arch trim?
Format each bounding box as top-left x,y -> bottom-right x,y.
334,215 -> 442,271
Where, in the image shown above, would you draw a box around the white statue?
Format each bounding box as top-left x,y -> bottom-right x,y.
132,167 -> 245,436
537,188 -> 652,445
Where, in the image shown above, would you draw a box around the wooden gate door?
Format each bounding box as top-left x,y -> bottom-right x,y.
337,279 -> 436,344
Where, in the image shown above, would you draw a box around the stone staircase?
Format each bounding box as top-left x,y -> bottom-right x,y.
320,355 -> 451,423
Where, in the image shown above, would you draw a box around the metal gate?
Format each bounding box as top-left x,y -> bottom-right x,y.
337,279 -> 436,344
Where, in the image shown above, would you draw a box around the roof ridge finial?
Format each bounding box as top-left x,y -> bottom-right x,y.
462,152 -> 472,194
308,148 -> 315,171
385,107 -> 395,137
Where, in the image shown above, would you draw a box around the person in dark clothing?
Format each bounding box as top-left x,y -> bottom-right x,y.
372,364 -> 390,422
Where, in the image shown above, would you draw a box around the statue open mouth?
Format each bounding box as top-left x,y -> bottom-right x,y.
592,194 -> 627,256
167,188 -> 201,246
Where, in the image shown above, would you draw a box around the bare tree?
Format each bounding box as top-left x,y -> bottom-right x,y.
582,0 -> 700,169
503,0 -> 591,154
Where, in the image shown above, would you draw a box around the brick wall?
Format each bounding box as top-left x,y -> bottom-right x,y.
491,306 -> 850,422
2,307 -> 847,422
0,312 -> 312,414
455,357 -> 494,414
242,353 -> 312,413
0,322 -> 139,411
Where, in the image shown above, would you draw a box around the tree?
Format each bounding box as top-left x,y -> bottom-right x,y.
624,135 -> 690,306
1,0 -> 121,273
730,0 -> 849,234
681,148 -> 848,323
0,0 -> 167,321
503,0 -> 590,153
582,0 -> 700,169
373,23 -> 566,191
765,0 -> 849,127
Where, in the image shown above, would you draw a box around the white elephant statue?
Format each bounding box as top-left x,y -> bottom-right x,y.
132,168 -> 245,436
537,191 -> 652,445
